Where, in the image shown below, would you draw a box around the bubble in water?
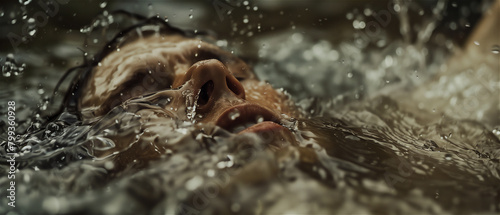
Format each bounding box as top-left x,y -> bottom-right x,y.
474,41 -> 480,46
491,45 -> 499,54
189,14 -> 193,19
100,2 -> 107,8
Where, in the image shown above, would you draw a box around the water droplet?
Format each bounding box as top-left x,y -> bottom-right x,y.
491,45 -> 499,54
346,12 -> 354,20
28,29 -> 36,36
19,0 -> 32,5
185,176 -> 203,191
189,14 -> 193,19
444,154 -> 452,160
393,4 -> 401,12
347,72 -> 353,78
207,169 -> 215,177
492,128 -> 500,136
474,41 -> 480,46
256,115 -> 264,123
104,161 -> 114,170
229,109 -> 240,120
100,2 -> 107,8
37,88 -> 45,95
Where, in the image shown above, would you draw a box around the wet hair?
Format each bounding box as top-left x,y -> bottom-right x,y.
52,10 -> 213,121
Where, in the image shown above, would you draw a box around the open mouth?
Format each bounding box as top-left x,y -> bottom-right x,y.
215,104 -> 285,134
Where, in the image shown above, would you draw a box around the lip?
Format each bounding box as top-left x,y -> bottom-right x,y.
215,104 -> 284,134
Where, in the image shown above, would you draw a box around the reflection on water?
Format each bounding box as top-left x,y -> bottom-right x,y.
1,0 -> 499,214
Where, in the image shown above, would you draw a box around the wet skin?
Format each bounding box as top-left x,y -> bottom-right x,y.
79,33 -> 301,166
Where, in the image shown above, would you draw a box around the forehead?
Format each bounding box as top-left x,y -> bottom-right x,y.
91,34 -> 252,82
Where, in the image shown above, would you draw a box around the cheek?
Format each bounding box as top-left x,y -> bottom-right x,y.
242,81 -> 296,116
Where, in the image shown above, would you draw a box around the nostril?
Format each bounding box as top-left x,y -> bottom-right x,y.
198,80 -> 214,106
226,77 -> 244,98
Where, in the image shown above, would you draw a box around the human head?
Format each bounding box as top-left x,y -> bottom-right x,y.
71,19 -> 301,149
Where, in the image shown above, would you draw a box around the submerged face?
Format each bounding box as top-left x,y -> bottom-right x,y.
79,33 -> 299,148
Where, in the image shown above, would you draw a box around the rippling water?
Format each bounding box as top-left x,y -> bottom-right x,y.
1,0 -> 499,214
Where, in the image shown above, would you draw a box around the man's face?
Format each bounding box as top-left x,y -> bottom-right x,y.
79,33 -> 299,143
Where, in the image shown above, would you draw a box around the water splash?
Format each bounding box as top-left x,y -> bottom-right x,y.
2,54 -> 26,77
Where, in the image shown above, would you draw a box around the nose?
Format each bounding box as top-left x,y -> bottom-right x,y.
181,59 -> 245,109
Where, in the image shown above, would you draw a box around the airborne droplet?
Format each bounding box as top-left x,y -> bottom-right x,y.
491,45 -> 499,54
